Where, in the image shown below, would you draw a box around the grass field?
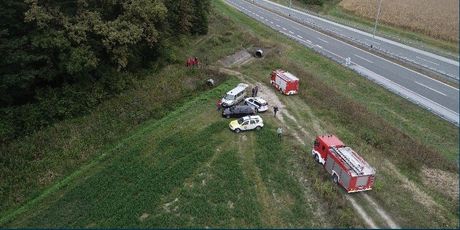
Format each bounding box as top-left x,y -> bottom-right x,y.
1,0 -> 458,228
339,0 -> 459,42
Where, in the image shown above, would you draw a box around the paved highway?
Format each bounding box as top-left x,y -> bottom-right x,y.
252,0 -> 459,81
225,0 -> 459,125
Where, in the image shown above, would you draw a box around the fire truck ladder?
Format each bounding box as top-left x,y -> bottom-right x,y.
330,147 -> 364,175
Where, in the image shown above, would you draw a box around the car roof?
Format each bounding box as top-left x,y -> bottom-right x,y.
227,83 -> 248,96
246,97 -> 267,103
233,105 -> 252,109
242,115 -> 262,120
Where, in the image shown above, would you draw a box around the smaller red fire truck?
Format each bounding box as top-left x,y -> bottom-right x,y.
312,135 -> 376,193
270,69 -> 299,95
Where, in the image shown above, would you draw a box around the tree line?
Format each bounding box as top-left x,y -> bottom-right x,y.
0,0 -> 211,141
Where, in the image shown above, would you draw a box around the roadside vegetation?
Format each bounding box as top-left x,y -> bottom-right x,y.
1,0 -> 458,228
270,0 -> 459,56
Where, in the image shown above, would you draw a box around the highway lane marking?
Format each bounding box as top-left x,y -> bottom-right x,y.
282,27 -> 287,31
270,21 -> 274,24
276,24 -> 281,27
259,0 -> 459,67
229,0 -> 458,92
297,35 -> 303,39
228,1 -> 459,119
254,6 -> 459,91
317,37 -> 329,44
415,81 -> 447,96
289,30 -> 294,35
354,54 -> 374,64
416,56 -> 440,66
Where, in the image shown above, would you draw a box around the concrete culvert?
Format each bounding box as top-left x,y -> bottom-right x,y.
206,78 -> 215,87
255,49 -> 263,58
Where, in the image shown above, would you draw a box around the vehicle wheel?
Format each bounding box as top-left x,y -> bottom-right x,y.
255,126 -> 262,130
235,128 -> 241,133
332,174 -> 339,184
314,154 -> 320,163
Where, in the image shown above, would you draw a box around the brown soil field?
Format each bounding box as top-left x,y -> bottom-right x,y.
339,0 -> 459,42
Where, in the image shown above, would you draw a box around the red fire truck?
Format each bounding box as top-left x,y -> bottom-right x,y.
270,69 -> 299,95
312,135 -> 376,193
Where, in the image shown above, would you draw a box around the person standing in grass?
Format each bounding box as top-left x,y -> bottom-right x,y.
277,127 -> 283,139
273,106 -> 279,117
217,100 -> 222,111
254,85 -> 259,97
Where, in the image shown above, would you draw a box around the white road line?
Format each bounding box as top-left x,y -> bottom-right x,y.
282,27 -> 287,31
415,81 -> 447,96
227,0 -> 458,123
276,24 -> 280,27
260,0 -> 459,66
259,5 -> 459,91
317,37 -> 329,44
324,48 -> 344,59
297,35 -> 303,39
270,21 -> 274,24
289,30 -> 294,34
354,54 -> 374,64
416,56 -> 440,66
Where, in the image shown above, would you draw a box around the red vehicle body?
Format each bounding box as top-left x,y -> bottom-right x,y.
270,69 -> 299,95
312,135 -> 376,193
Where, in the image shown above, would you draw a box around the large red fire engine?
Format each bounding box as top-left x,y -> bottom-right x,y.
270,69 -> 299,95
312,135 -> 376,193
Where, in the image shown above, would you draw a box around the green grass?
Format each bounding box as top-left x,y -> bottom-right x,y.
270,0 -> 458,57
3,80 -> 323,227
1,0 -> 458,228
216,0 -> 458,227
0,5 -> 253,222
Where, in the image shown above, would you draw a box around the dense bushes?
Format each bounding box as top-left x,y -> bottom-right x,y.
0,0 -> 211,142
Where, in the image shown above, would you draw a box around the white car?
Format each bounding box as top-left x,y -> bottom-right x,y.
221,83 -> 249,107
229,115 -> 264,133
244,97 -> 268,112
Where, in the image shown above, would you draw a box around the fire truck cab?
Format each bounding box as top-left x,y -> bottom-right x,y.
312,135 -> 376,193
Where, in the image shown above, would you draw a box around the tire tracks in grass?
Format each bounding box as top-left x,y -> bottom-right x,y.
235,71 -> 329,226
216,65 -> 402,228
236,133 -> 282,226
225,67 -> 397,228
